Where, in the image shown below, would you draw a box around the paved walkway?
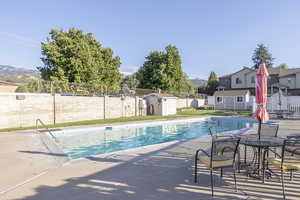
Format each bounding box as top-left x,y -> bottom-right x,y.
1,119 -> 300,200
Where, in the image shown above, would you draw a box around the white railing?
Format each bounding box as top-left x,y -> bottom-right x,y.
287,104 -> 300,113
36,119 -> 58,142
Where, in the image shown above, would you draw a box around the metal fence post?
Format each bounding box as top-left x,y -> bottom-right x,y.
53,93 -> 56,124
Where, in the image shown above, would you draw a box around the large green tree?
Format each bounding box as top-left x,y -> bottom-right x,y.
38,28 -> 122,88
205,71 -> 218,95
252,44 -> 275,69
136,45 -> 191,92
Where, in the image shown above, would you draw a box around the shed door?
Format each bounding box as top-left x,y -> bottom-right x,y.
224,96 -> 234,109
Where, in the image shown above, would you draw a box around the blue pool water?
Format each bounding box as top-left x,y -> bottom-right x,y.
53,117 -> 257,159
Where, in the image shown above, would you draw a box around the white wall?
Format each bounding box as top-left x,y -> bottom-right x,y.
207,96 -> 215,105
162,98 -> 177,116
245,71 -> 256,88
296,73 -> 300,88
176,98 -> 204,108
211,94 -> 254,110
279,75 -> 296,89
231,68 -> 252,88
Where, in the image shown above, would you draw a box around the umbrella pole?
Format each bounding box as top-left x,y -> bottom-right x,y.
257,117 -> 262,174
258,117 -> 262,140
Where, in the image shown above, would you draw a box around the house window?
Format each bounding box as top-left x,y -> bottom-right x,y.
251,76 -> 255,84
236,96 -> 243,102
288,78 -> 291,84
235,78 -> 242,84
216,96 -> 223,103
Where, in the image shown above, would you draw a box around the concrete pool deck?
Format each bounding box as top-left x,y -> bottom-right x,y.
1,119 -> 300,200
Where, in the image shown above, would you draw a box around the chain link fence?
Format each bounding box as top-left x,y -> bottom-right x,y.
15,80 -> 205,98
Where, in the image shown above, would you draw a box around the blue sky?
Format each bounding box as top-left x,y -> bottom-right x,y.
0,1 -> 300,79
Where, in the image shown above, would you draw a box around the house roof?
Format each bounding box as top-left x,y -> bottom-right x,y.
219,73 -> 233,78
219,66 -> 254,78
231,67 -> 255,76
213,90 -> 249,96
278,68 -> 300,77
220,66 -> 300,81
267,67 -> 281,75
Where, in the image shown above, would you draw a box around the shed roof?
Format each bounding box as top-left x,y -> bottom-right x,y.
213,90 -> 249,96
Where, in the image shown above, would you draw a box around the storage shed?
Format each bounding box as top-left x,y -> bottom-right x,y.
213,90 -> 251,110
144,93 -> 177,116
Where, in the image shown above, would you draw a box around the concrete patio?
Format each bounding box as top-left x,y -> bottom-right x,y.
1,119 -> 300,200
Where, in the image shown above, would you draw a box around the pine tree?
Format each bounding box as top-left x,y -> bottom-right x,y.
252,44 -> 275,69
205,72 -> 218,95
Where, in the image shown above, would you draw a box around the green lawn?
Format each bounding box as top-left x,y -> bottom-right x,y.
177,108 -> 252,116
0,109 -> 252,133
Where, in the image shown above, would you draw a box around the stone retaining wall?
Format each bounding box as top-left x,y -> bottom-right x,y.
0,93 -> 203,129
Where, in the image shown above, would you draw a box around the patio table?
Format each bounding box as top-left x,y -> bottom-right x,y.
239,135 -> 284,182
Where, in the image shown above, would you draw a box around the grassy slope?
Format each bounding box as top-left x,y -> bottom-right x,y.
0,109 -> 252,133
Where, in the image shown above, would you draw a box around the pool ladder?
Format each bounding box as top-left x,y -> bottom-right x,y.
36,118 -> 58,142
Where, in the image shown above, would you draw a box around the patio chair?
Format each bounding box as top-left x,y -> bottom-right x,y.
266,138 -> 300,200
209,126 -> 237,139
260,123 -> 279,138
244,124 -> 279,163
209,127 -> 241,170
194,135 -> 240,196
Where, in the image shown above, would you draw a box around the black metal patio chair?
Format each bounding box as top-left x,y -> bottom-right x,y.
244,123 -> 279,163
209,127 -> 241,170
194,134 -> 240,196
266,138 -> 300,200
260,123 -> 279,138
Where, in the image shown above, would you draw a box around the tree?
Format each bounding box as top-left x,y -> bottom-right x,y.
136,45 -> 191,92
252,44 -> 275,69
205,71 -> 218,95
38,28 -> 122,89
121,73 -> 139,89
278,63 -> 288,70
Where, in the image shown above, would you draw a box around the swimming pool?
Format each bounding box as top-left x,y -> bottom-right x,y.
53,117 -> 257,159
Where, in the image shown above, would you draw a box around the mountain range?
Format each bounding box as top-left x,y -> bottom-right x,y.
189,78 -> 207,88
0,65 -> 40,83
0,65 -> 207,87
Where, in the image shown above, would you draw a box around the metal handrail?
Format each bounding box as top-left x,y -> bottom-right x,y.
36,119 -> 57,142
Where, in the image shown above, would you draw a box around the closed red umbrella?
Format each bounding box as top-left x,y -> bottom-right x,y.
254,63 -> 269,139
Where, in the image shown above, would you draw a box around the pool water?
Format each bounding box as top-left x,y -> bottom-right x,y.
53,117 -> 256,159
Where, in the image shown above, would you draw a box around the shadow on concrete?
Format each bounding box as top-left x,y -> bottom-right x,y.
18,150 -> 67,157
11,138 -> 300,200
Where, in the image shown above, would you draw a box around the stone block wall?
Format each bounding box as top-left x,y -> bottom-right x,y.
0,93 -> 54,129
176,98 -> 205,108
0,93 -> 203,129
55,95 -> 105,123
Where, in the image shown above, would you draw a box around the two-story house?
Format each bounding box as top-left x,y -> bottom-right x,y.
218,67 -> 256,94
217,66 -> 300,95
278,68 -> 300,90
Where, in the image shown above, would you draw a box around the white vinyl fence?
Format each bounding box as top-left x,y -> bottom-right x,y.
266,93 -> 300,113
